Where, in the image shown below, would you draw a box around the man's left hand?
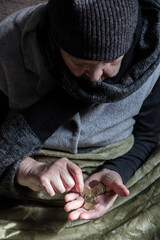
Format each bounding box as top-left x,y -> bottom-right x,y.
64,168 -> 129,221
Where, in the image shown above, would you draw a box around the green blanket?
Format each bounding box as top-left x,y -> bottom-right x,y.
0,135 -> 160,240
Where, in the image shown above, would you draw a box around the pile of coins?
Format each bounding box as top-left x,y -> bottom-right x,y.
80,180 -> 106,210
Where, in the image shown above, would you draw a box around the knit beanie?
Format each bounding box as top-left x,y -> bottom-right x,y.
47,0 -> 138,61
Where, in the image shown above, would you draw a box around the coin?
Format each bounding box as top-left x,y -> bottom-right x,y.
84,192 -> 95,202
81,182 -> 106,211
89,180 -> 99,188
91,186 -> 101,197
84,202 -> 94,210
97,183 -> 106,194
80,187 -> 90,198
92,183 -> 106,196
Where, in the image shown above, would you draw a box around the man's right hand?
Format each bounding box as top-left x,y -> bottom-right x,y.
16,157 -> 84,197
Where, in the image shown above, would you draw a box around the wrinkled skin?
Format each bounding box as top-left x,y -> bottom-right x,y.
16,157 -> 129,220
64,168 -> 129,221
60,48 -> 124,82
16,157 -> 84,196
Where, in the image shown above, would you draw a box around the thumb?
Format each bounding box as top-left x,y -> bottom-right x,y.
102,169 -> 130,197
112,181 -> 130,196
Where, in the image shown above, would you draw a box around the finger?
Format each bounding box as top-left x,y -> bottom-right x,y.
68,208 -> 87,221
67,163 -> 84,193
42,186 -> 55,197
64,196 -> 84,212
60,173 -> 76,192
79,209 -> 101,220
51,178 -> 66,194
40,177 -> 55,197
70,186 -> 77,193
65,193 -> 80,202
83,180 -> 91,189
112,183 -> 130,196
29,182 -> 43,192
102,170 -> 130,196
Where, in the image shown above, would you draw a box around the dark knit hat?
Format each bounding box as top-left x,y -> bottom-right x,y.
47,0 -> 138,61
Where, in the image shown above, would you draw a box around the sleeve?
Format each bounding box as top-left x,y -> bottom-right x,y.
0,102 -> 43,199
102,77 -> 160,184
0,85 -> 86,199
0,61 -> 44,198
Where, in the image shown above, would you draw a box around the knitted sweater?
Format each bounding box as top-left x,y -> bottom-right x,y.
0,0 -> 160,199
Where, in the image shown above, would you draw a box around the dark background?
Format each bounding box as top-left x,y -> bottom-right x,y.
0,0 -> 47,21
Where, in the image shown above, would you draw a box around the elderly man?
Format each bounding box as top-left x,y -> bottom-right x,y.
0,0 -> 160,223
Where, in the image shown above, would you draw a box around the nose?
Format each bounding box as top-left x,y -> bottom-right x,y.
85,65 -> 104,82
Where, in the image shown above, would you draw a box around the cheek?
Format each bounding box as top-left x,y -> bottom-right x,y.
103,64 -> 121,77
113,64 -> 121,74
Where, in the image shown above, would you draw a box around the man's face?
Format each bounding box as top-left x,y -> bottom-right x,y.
60,48 -> 124,82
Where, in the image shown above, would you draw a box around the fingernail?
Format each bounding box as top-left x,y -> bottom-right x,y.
64,207 -> 69,212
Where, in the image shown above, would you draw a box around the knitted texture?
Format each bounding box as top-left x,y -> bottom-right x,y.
0,114 -> 42,176
47,0 -> 138,61
0,114 -> 43,198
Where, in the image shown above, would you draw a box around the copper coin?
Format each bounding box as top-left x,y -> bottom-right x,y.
84,202 -> 94,210
89,180 -> 99,188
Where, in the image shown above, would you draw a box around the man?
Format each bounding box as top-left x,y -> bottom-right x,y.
0,0 -> 160,223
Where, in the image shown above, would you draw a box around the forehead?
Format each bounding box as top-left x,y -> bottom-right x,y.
60,48 -> 123,65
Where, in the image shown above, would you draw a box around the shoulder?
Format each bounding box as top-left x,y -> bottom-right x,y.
0,3 -> 47,57
0,3 -> 47,30
0,4 -> 49,109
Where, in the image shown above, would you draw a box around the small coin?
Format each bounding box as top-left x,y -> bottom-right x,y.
81,182 -> 106,211
91,183 -> 106,196
89,198 -> 95,204
84,202 -> 94,210
80,187 -> 91,198
91,186 -> 101,197
97,183 -> 106,194
85,192 -> 95,202
89,180 -> 99,188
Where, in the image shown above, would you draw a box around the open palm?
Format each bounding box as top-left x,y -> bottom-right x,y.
64,169 -> 129,221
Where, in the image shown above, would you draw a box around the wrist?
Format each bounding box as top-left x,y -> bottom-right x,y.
16,157 -> 45,186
